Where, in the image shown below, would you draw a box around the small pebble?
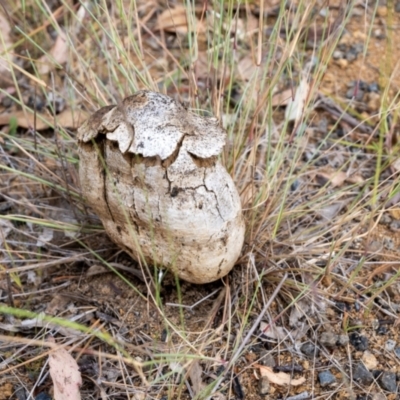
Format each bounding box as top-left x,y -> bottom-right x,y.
290,180 -> 300,192
47,92 -> 66,113
374,29 -> 385,40
379,371 -> 397,393
1,96 -> 13,108
35,394 -> 52,400
286,392 -> 310,400
377,325 -> 388,335
352,43 -> 364,54
367,92 -> 381,112
368,82 -> 379,93
258,377 -> 270,395
319,7 -> 328,17
320,332 -> 338,347
318,370 -> 336,387
26,95 -> 45,112
389,220 -> 400,232
377,6 -> 387,17
15,388 -> 27,400
353,30 -> 366,41
372,370 -> 382,380
333,50 -> 344,59
362,351 -> 378,370
346,51 -> 357,63
353,362 -> 374,385
391,303 -> 400,312
335,301 -> 351,313
336,59 -> 348,68
350,318 -> 363,329
385,339 -> 396,352
300,342 -> 320,358
383,237 -> 395,250
367,240 -> 382,254
350,333 -> 369,351
337,335 -> 349,346
346,87 -> 364,101
394,347 -> 400,359
260,351 -> 276,368
372,319 -> 380,331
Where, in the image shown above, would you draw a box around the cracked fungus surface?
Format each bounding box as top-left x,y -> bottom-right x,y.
77,90 -> 245,284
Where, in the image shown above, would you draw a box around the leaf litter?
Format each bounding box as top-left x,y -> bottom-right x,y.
1,1 -> 400,400
48,338 -> 82,400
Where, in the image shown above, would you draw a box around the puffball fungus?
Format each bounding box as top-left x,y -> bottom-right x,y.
77,91 -> 245,284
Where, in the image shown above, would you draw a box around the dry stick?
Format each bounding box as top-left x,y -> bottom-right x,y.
8,137 -> 73,188
0,253 -> 87,275
315,93 -> 374,134
5,271 -> 14,308
50,73 -> 80,223
191,286 -> 227,331
207,273 -> 288,395
0,282 -> 71,303
228,273 -> 287,368
0,333 -> 147,384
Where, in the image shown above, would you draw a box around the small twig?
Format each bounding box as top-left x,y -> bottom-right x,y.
108,262 -> 146,282
315,93 -> 373,134
228,273 -> 287,368
5,271 -> 14,308
166,288 -> 221,311
0,281 -> 70,302
0,254 -> 87,275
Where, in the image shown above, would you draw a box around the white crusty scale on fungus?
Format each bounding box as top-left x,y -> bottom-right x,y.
77,91 -> 245,284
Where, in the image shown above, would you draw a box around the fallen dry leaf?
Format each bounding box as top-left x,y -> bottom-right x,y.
0,219 -> 13,246
0,10 -> 13,86
237,56 -> 257,82
38,31 -> 69,75
316,168 -> 364,188
86,264 -> 108,277
271,88 -> 293,107
260,322 -> 308,341
194,51 -> 211,82
389,208 -> 400,220
285,74 -> 311,124
289,298 -> 312,327
256,364 -> 306,386
49,344 -> 82,400
316,170 -> 347,188
36,227 -> 54,247
45,294 -> 71,315
234,13 -> 258,40
392,158 -> 400,173
157,6 -> 204,34
0,108 -> 89,130
188,360 -> 206,397
315,202 -> 346,220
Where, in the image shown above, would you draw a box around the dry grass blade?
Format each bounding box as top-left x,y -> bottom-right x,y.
0,0 -> 400,399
